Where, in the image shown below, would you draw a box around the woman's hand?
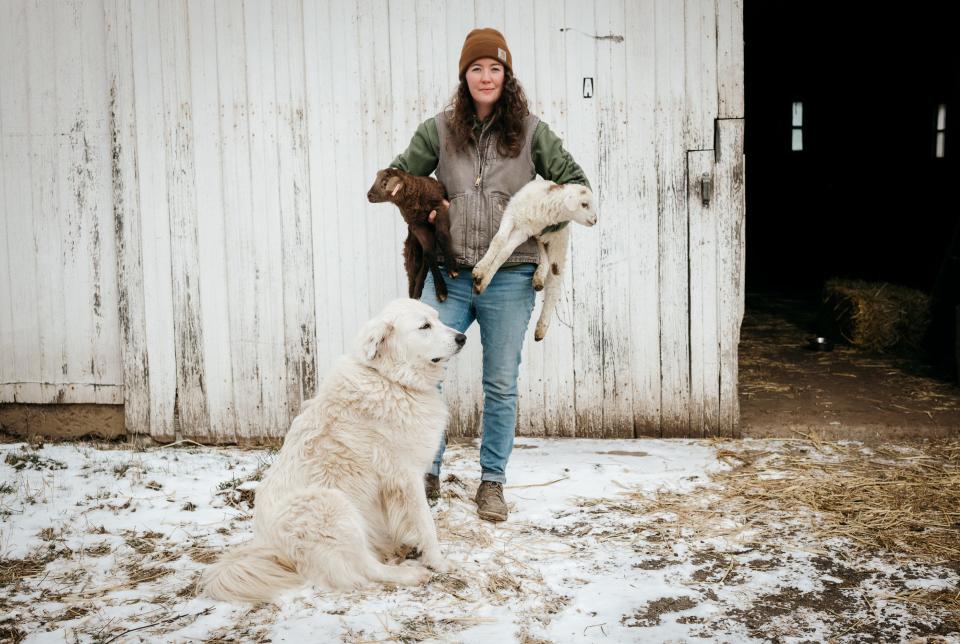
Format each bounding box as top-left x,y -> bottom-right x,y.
428,199 -> 451,224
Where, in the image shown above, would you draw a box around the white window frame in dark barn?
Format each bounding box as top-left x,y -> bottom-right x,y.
935,103 -> 946,158
791,101 -> 803,151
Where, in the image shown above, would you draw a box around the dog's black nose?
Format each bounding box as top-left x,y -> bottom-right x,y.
455,333 -> 466,347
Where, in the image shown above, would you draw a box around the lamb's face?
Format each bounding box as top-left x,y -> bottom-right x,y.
563,185 -> 598,227
367,169 -> 405,204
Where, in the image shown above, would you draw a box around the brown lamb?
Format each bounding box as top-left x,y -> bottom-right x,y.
367,168 -> 459,302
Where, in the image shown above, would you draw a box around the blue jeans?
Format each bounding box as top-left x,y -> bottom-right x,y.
420,263 -> 536,484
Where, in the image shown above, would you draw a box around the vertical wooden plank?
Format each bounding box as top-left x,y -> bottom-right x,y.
158,0 -> 211,440
75,0 -> 121,392
357,0 -> 396,317
533,0 -> 575,437
329,0 -> 368,346
687,149 -> 720,436
272,0 -> 318,423
654,0 -> 691,436
592,0 -> 634,437
244,0 -> 288,439
214,0 -> 262,440
131,0 -> 177,440
564,0 -> 603,437
187,0 -> 237,443
303,0 -> 343,383
0,67 -> 11,394
506,0 -> 545,437
715,118 -> 744,435
684,0 -> 721,435
37,0 -> 71,400
105,0 -> 152,435
52,0 -> 85,394
716,0 -> 744,118
388,0 -> 420,304
624,0 -> 661,436
0,0 -> 42,401
684,0 -> 718,150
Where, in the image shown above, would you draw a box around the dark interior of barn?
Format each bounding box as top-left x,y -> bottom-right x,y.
740,2 -> 960,433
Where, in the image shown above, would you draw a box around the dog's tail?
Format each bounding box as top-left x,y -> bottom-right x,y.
201,541 -> 304,604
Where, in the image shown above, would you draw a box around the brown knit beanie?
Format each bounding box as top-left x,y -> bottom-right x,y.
458,28 -> 512,78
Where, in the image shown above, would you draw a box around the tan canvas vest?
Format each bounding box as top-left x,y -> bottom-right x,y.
435,112 -> 540,266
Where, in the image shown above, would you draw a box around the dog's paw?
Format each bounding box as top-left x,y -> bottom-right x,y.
422,555 -> 455,574
394,563 -> 433,586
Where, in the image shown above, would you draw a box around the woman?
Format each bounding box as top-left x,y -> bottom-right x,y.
390,28 -> 590,522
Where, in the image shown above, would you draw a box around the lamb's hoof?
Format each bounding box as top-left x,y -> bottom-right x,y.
448,269 -> 459,279
533,282 -> 544,292
437,292 -> 447,303
472,275 -> 485,295
535,327 -> 546,342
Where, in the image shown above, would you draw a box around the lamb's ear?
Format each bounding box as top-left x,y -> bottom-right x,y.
358,317 -> 394,362
385,176 -> 403,197
563,187 -> 581,212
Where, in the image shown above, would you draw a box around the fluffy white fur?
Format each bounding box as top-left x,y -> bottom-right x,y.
471,180 -> 597,341
201,299 -> 465,603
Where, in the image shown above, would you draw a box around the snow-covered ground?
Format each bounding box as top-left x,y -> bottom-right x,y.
0,437 -> 957,643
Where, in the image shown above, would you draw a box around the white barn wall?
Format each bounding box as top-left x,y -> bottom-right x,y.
0,0 -> 123,406
0,0 -> 745,441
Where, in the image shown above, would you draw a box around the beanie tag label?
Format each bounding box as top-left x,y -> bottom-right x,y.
497,47 -> 507,62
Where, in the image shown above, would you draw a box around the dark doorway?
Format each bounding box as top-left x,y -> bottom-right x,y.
743,2 -> 959,374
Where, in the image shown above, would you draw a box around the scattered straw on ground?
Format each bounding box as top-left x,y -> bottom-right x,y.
614,437 -> 960,616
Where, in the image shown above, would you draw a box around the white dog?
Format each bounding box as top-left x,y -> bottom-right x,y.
471,180 -> 597,341
202,299 -> 465,603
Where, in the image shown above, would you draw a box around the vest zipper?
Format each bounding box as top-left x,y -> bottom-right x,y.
474,121 -> 492,264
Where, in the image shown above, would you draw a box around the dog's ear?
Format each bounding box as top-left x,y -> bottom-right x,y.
358,317 -> 394,362
563,186 -> 581,213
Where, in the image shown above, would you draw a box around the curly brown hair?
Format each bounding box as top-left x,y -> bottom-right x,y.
445,69 -> 531,158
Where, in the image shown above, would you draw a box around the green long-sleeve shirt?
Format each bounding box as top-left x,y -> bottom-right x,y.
390,117 -> 592,191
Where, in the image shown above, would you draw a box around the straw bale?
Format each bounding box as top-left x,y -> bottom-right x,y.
821,279 -> 931,352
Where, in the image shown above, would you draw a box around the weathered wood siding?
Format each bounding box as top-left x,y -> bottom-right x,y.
0,0 -> 123,406
0,0 -> 744,440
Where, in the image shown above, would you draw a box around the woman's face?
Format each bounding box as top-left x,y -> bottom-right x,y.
465,57 -> 504,116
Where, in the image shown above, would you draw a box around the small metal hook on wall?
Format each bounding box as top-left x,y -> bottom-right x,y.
701,173 -> 713,206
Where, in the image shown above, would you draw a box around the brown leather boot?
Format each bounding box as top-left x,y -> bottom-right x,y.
424,473 -> 440,501
474,481 -> 508,522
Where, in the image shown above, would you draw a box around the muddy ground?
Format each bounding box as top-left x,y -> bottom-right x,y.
740,293 -> 960,441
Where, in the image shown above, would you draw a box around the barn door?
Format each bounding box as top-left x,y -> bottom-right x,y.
687,119 -> 745,436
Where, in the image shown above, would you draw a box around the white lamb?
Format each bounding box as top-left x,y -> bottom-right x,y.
471,180 -> 597,341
